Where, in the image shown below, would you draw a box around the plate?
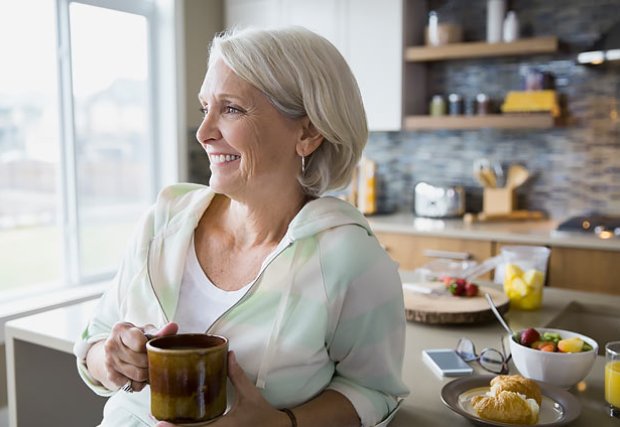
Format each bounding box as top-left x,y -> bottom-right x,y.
440,375 -> 581,426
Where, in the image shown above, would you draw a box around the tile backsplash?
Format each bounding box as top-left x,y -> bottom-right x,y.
365,0 -> 620,219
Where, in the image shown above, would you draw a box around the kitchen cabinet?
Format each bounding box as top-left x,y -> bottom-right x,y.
375,231 -> 494,278
223,0 -> 403,131
547,246 -> 620,295
380,233 -> 620,295
402,1 -> 559,131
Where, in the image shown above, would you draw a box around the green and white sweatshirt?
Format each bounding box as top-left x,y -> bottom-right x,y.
74,184 -> 409,426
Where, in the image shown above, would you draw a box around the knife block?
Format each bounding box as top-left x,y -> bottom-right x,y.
483,188 -> 516,215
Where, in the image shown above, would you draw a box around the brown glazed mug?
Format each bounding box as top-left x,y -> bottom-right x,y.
147,334 -> 228,423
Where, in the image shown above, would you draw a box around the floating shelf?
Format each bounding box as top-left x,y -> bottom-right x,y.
404,36 -> 559,62
403,113 -> 556,130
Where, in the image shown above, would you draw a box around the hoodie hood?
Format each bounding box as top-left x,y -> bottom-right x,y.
286,195 -> 373,241
146,185 -> 372,321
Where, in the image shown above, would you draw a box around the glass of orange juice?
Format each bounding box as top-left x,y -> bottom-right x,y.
606,341 -> 620,418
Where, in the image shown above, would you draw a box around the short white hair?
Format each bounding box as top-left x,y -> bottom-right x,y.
209,26 -> 368,196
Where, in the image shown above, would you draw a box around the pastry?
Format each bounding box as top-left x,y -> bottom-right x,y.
490,374 -> 542,405
472,390 -> 539,425
470,375 -> 542,425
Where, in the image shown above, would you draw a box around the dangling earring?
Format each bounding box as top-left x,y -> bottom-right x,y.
301,156 -> 306,174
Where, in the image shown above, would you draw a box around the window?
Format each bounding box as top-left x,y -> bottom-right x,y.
0,0 -> 179,301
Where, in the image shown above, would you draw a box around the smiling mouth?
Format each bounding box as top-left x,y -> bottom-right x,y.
210,154 -> 241,165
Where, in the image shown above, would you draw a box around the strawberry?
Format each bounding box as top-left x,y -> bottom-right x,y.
452,281 -> 466,296
455,278 -> 467,286
465,282 -> 479,297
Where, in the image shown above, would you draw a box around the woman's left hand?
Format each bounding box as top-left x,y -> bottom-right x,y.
155,351 -> 290,427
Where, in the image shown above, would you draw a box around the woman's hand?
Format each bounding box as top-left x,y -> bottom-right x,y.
86,321 -> 178,392
155,352 -> 290,427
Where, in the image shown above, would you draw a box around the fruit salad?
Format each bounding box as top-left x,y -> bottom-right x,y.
503,263 -> 544,310
441,276 -> 479,297
516,328 -> 593,353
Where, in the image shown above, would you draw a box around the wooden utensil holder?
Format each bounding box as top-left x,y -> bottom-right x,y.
483,188 -> 516,215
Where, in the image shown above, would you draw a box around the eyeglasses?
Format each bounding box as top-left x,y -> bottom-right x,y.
456,337 -> 512,375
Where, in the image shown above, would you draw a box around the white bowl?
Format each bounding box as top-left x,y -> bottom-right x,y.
509,328 -> 598,389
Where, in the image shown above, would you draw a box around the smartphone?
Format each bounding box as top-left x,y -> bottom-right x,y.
422,349 -> 473,377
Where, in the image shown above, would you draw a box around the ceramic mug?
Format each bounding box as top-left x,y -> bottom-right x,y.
147,334 -> 228,423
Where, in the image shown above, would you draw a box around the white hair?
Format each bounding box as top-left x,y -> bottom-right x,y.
208,26 -> 368,196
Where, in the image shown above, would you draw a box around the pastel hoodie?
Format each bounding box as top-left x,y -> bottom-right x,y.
74,184 -> 409,426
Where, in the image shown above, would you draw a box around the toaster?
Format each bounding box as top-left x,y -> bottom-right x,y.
414,182 -> 465,218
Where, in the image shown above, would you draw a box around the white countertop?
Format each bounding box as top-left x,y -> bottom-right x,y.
368,213 -> 620,251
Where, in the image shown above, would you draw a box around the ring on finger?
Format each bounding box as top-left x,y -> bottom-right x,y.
121,379 -> 134,393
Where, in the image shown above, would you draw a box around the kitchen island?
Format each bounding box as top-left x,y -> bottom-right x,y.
391,271 -> 620,426
5,274 -> 620,426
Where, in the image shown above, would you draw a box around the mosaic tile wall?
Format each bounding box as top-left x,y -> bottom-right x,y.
365,0 -> 620,219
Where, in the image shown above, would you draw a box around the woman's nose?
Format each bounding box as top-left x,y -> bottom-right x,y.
196,110 -> 221,145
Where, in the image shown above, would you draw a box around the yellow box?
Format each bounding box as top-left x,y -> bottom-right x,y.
483,188 -> 516,215
501,90 -> 560,117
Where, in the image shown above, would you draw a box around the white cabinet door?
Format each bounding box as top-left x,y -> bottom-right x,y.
224,0 -> 281,29
346,0 -> 403,131
280,0 -> 346,54
224,0 -> 404,131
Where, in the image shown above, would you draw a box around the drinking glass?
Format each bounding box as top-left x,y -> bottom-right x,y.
605,341 -> 620,418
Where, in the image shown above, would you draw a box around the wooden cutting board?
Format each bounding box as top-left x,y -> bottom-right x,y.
403,282 -> 510,325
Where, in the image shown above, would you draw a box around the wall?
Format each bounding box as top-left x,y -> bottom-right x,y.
183,0 -> 223,185
365,0 -> 620,219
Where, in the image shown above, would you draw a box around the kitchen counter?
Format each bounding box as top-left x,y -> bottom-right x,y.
368,213 -> 620,251
391,270 -> 620,427
5,279 -> 620,427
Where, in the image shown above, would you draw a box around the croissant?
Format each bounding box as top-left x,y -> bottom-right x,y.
472,390 -> 540,425
490,374 -> 542,405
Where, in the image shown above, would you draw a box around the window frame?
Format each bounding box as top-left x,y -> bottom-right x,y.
2,0 -> 181,297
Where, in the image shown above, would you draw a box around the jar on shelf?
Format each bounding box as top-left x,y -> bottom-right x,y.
476,93 -> 491,115
430,95 -> 446,116
448,93 -> 463,115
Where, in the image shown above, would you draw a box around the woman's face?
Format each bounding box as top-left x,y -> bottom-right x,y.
196,58 -> 303,200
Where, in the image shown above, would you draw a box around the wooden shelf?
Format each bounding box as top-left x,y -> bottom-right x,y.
403,113 -> 555,130
404,36 -> 558,62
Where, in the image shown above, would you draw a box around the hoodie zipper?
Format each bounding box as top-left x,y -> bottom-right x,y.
145,235 -> 295,329
206,236 -> 294,333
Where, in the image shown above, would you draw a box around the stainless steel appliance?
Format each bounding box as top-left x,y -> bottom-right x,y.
414,182 -> 465,218
555,215 -> 620,239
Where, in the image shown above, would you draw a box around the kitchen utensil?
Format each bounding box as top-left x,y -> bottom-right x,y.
473,158 -> 498,188
485,293 -> 517,340
505,164 -> 529,188
462,255 -> 503,281
403,283 -> 509,324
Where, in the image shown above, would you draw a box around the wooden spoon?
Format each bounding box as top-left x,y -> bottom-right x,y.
506,164 -> 529,188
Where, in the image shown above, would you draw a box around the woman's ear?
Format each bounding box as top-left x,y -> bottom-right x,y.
296,117 -> 324,157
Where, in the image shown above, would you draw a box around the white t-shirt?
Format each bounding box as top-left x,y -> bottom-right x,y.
174,236 -> 251,333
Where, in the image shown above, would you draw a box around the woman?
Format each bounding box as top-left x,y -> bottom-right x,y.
74,26 -> 409,427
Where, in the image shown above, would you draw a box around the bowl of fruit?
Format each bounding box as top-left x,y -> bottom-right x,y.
509,327 -> 598,389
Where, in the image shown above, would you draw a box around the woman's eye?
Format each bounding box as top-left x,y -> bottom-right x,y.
225,105 -> 243,114
199,107 -> 208,116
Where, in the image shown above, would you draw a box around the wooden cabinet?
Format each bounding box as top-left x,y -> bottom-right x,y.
223,0 -> 403,131
379,232 -> 620,295
547,247 -> 620,295
375,231 -> 494,277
